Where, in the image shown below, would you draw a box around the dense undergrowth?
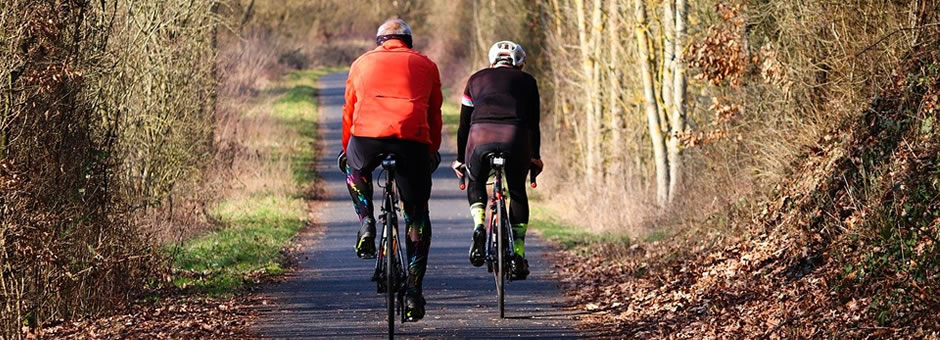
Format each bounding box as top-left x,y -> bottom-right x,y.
1,1 -> 219,337
1,0 -> 352,336
555,48 -> 940,338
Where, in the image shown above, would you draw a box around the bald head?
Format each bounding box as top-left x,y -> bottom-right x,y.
376,19 -> 412,37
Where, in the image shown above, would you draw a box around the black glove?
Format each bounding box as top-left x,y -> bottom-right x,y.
336,150 -> 348,174
429,152 -> 441,172
530,158 -> 544,178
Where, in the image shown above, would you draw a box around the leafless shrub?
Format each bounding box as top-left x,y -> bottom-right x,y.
279,49 -> 310,70
1,0 -> 219,337
218,29 -> 283,98
308,40 -> 373,67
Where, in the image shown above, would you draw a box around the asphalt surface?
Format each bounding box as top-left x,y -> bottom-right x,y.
254,72 -> 581,339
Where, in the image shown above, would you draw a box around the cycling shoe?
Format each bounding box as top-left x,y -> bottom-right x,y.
469,227 -> 485,267
510,255 -> 529,280
355,217 -> 376,259
405,290 -> 426,321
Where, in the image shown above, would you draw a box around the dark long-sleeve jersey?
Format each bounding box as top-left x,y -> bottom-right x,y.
456,67 -> 541,162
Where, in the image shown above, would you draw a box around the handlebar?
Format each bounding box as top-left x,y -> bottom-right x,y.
529,167 -> 538,188
456,165 -> 540,190
458,165 -> 467,190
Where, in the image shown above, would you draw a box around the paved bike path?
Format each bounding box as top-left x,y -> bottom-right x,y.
254,72 -> 581,339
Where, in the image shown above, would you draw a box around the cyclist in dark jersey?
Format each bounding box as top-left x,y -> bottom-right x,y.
450,41 -> 542,279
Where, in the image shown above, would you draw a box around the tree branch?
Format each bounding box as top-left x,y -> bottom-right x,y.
853,23 -> 940,58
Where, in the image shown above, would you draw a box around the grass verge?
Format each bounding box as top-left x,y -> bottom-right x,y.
170,67 -> 344,295
529,205 -> 632,254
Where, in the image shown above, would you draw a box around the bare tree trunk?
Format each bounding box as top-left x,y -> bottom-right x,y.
472,0 -> 492,66
575,0 -> 601,181
661,0 -> 675,133
634,0 -> 668,207
590,0 -> 604,179
667,0 -> 687,203
544,0 -> 565,142
607,0 -> 623,175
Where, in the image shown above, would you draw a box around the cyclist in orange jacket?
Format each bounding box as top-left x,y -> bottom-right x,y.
340,18 -> 442,321
451,41 -> 542,280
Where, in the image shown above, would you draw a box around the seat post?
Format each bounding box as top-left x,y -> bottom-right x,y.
489,152 -> 506,168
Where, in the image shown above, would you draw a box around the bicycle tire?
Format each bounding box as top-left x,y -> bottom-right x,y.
496,195 -> 505,319
385,193 -> 395,340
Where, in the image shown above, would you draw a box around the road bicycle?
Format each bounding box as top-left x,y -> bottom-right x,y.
339,150 -> 440,339
341,153 -> 408,339
372,154 -> 409,339
458,152 -> 537,318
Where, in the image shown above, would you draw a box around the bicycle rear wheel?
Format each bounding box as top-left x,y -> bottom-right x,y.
495,197 -> 505,319
385,197 -> 396,339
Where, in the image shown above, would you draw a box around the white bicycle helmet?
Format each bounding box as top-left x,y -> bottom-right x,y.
488,41 -> 526,67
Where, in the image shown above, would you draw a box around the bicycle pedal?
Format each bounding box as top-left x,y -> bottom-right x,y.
373,271 -> 388,293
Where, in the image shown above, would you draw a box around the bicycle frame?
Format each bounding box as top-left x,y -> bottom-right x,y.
487,157 -> 514,268
487,154 -> 514,318
372,155 -> 407,339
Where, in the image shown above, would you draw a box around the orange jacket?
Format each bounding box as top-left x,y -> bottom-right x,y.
342,40 -> 443,153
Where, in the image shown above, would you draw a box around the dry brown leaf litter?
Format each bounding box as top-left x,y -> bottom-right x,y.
30,295 -> 258,339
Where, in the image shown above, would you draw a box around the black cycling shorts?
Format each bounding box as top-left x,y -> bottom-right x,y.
346,136 -> 432,203
465,123 -> 530,182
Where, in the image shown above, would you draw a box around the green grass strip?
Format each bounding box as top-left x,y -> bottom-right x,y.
529,205 -> 632,254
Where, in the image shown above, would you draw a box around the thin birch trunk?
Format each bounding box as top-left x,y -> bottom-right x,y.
667,0 -> 688,203
575,0 -> 598,180
634,0 -> 668,207
590,0 -> 604,179
472,0 -> 490,66
546,0 -> 565,140
607,0 -> 623,175
661,0 -> 675,133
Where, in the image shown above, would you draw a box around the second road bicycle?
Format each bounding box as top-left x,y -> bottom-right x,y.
459,152 -> 537,318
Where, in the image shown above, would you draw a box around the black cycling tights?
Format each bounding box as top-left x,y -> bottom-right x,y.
345,136 -> 432,293
465,123 -> 531,226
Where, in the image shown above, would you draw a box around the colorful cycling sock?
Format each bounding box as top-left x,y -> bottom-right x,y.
470,203 -> 485,230
345,165 -> 374,222
511,223 -> 527,257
